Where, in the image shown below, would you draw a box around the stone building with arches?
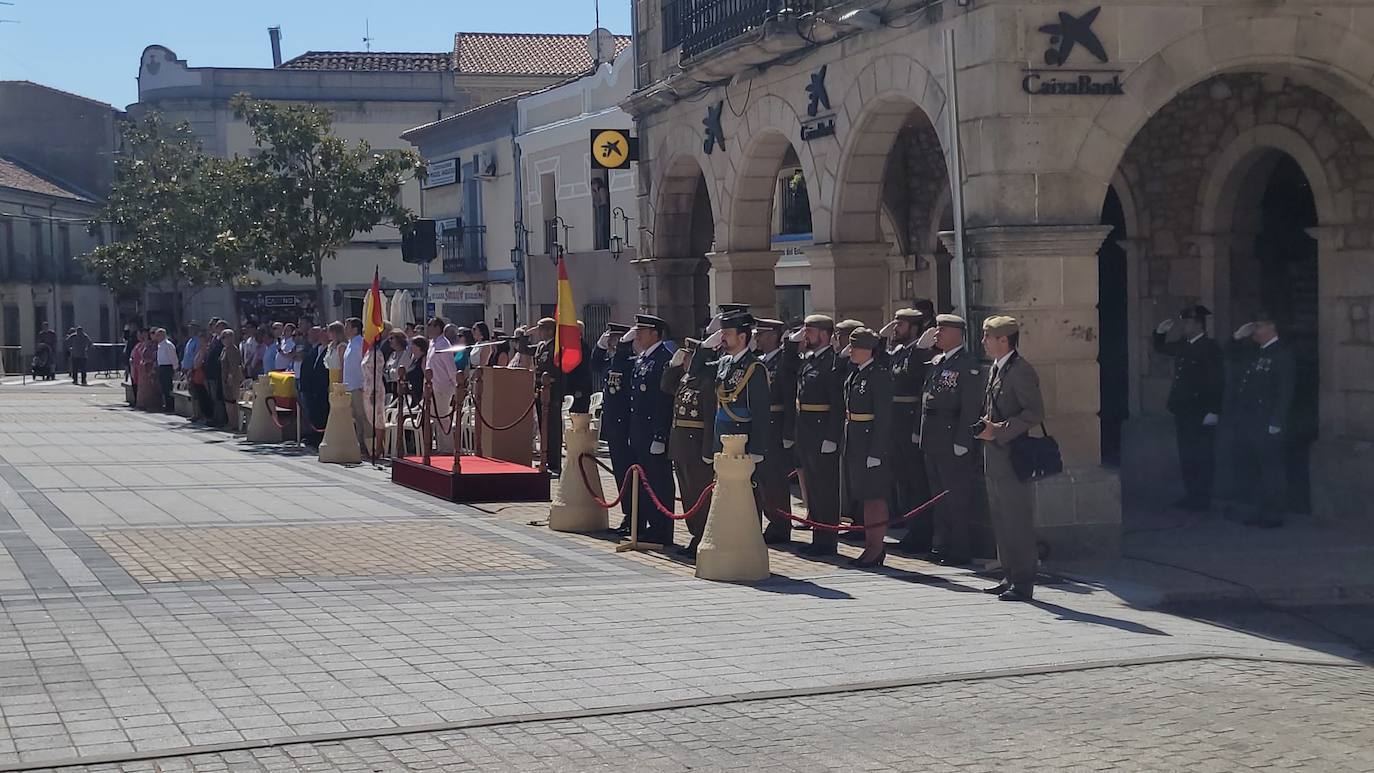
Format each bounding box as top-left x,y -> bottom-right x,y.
623,1 -> 1374,556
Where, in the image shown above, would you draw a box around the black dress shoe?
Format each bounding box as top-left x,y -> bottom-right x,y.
848,548 -> 887,568
998,585 -> 1034,602
892,540 -> 932,555
937,555 -> 971,567
983,582 -> 1012,595
763,531 -> 793,545
799,543 -> 837,557
675,543 -> 698,558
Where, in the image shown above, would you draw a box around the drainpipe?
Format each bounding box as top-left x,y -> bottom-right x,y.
943,27 -> 969,318
512,117 -> 529,326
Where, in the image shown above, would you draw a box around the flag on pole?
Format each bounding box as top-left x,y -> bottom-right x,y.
362,266 -> 385,353
554,256 -> 581,374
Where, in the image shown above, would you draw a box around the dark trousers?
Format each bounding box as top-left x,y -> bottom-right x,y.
1232,421 -> 1287,523
1174,414 -> 1215,505
540,402 -> 564,475
798,445 -> 842,552
985,443 -> 1037,587
925,447 -> 974,560
760,438 -> 793,540
206,379 -> 226,427
893,421 -> 933,549
606,431 -> 635,521
637,452 -> 675,544
190,383 -> 212,421
671,431 -> 714,540
158,365 -> 174,411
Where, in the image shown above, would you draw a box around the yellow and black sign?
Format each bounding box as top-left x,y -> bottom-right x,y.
590,129 -> 638,170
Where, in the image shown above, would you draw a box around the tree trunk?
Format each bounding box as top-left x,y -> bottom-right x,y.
314,256 -> 327,324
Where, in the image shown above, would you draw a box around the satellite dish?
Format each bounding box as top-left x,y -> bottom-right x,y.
586,27 -> 616,65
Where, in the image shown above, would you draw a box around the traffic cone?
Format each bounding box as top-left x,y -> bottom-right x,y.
318,384 -> 362,465
548,413 -> 608,532
695,434 -> 770,582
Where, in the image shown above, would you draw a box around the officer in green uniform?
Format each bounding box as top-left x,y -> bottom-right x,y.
918,314 -> 984,566
1227,313 -> 1296,528
662,338 -> 715,557
790,315 -> 847,556
882,307 -> 938,554
842,327 -> 893,567
1153,305 -> 1224,511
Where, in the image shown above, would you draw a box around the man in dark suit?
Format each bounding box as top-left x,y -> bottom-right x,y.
1227,313 -> 1296,528
1153,305 -> 1225,511
976,316 -> 1044,602
628,314 -> 676,546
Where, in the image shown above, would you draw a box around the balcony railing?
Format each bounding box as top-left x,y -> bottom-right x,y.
440,225 -> 487,273
679,0 -> 778,59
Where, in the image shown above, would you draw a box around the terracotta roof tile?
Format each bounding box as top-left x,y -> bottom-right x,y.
0,156 -> 90,202
277,52 -> 453,72
453,32 -> 631,77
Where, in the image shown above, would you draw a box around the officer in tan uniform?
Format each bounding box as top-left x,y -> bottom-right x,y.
918,314 -> 985,566
790,315 -> 847,556
663,339 -> 715,558
842,328 -> 893,567
881,307 -> 938,554
756,318 -> 797,544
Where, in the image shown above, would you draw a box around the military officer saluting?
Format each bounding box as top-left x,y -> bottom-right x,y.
663,338 -> 715,557
753,318 -> 797,544
918,314 -> 984,566
881,307 -> 938,555
627,314 -> 676,546
1227,312 -> 1296,528
593,322 -> 636,534
842,328 -> 894,567
791,315 -> 847,556
1153,305 -> 1225,512
693,310 -> 772,458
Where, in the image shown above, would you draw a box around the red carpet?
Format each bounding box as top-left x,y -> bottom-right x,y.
401,455 -> 540,474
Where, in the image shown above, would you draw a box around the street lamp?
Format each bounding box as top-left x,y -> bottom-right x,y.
550,216 -> 573,265
610,207 -> 632,261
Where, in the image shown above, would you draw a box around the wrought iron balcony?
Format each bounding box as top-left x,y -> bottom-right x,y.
678,0 -> 779,58
440,225 -> 487,274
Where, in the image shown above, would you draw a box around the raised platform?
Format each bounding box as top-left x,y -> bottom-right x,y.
392,455 -> 550,504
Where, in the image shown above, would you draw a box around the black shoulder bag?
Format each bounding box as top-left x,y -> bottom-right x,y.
1009,423 -> 1063,482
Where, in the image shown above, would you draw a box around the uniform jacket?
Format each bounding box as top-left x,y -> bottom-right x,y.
536,339 -> 593,412
792,344 -> 846,454
982,352 -> 1045,448
1153,332 -> 1224,419
629,343 -> 674,450
691,346 -> 772,456
919,346 -> 985,453
594,341 -> 634,443
843,359 -> 894,492
890,341 -> 933,448
661,359 -> 715,462
760,344 -> 796,450
1226,338 -> 1295,430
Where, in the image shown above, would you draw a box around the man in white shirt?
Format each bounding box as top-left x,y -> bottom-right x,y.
154,328 -> 179,413
342,318 -> 368,453
424,317 -> 457,453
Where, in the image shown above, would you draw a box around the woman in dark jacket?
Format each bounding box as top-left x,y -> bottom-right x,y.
841,328 -> 894,568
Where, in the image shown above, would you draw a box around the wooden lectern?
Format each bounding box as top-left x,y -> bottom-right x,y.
476,366 -> 537,466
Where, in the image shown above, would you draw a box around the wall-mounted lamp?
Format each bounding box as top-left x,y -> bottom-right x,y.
610,207 -> 633,261
550,216 -> 573,265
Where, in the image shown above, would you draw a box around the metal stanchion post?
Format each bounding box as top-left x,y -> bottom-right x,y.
615,467 -> 665,554
472,368 -> 484,458
422,369 -> 434,467
453,371 -> 467,474
537,372 -> 552,474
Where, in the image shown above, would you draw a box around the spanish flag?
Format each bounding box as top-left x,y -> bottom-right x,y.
554,256 -> 581,374
362,266 -> 385,353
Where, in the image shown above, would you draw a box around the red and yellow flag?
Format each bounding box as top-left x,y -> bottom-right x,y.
362,266 -> 385,353
554,256 -> 581,374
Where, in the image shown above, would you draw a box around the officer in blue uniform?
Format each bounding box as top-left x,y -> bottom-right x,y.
592,322 -> 636,534
628,314 -> 676,546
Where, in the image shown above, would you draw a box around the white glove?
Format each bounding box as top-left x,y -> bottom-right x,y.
787,328 -> 804,343
1268,425 -> 1282,435
597,331 -> 611,350
782,439 -> 794,449
1155,319 -> 1175,335
878,320 -> 898,338
669,348 -> 688,368
1202,413 -> 1219,427
953,444 -> 969,457
865,456 -> 881,468
650,440 -> 666,455
820,439 -> 837,454
1233,322 -> 1257,340
701,455 -> 714,465
916,327 -> 938,349
620,328 -> 636,344
748,337 -> 757,351
702,329 -> 723,349
839,344 -> 852,357
911,432 -> 920,445
705,314 -> 723,334
749,453 -> 764,463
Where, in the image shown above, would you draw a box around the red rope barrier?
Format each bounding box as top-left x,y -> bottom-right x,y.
576,453 -> 715,521
774,490 -> 948,532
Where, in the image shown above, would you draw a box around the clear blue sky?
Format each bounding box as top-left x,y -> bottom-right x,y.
0,0 -> 632,109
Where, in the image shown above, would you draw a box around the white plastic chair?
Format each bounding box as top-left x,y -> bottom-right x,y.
588,391 -> 604,433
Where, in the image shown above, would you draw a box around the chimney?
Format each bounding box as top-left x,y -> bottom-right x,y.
268,26 -> 283,67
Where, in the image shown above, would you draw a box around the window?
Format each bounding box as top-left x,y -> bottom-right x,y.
582,303 -> 610,340
3,304 -> 18,347
61,303 -> 74,333
777,169 -> 813,237
590,169 -> 611,250
661,0 -> 684,52
0,218 -> 12,278
58,224 -> 71,261
30,220 -> 45,278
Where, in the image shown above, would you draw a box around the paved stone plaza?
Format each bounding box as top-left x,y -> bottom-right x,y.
0,385 -> 1370,771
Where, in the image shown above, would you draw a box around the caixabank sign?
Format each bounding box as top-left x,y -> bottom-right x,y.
1021,7 -> 1124,96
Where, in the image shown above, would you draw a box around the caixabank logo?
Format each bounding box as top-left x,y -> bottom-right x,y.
1021,7 -> 1124,96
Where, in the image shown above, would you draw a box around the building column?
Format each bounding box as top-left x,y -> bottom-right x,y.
955,224 -> 1121,559
707,250 -> 779,320
631,255 -> 709,341
806,242 -> 890,327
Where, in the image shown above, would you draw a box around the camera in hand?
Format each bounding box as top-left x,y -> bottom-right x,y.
970,419 -> 988,435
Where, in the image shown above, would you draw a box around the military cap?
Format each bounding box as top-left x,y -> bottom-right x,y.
718,303 -> 751,315
537,317 -> 556,328
803,313 -> 834,330
848,327 -> 881,351
1179,305 -> 1212,320
835,318 -> 865,333
754,317 -> 785,331
1251,310 -> 1277,325
894,307 -> 926,322
633,313 -> 668,332
719,311 -> 756,331
606,322 -> 631,333
982,315 -> 1019,336
935,314 -> 967,330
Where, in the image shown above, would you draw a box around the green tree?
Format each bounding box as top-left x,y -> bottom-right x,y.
84,114 -> 253,328
230,94 -> 423,313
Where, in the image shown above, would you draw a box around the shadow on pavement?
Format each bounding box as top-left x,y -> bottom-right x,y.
1029,600 -> 1171,636
753,577 -> 855,599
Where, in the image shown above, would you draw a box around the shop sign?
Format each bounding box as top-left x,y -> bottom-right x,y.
423,158 -> 458,188
1021,7 -> 1123,96
800,65 -> 835,142
703,101 -> 725,154
427,284 -> 485,305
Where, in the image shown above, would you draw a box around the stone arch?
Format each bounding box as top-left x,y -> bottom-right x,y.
1197,124 -> 1342,235
722,93 -> 823,251
830,54 -> 950,246
1075,16 -> 1374,193
647,121 -> 722,261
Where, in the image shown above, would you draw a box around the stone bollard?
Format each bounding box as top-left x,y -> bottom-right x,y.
695,434 -> 770,582
245,376 -> 278,444
548,413 -> 608,533
318,384 -> 362,465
